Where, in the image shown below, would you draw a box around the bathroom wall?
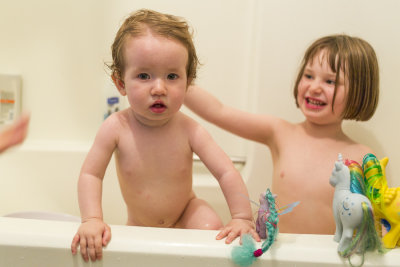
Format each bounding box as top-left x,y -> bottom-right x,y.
0,0 -> 399,223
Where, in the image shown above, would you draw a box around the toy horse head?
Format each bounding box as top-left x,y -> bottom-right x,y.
329,154 -> 350,189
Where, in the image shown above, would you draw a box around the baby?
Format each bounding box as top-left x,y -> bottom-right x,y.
70,9 -> 258,262
185,34 -> 379,235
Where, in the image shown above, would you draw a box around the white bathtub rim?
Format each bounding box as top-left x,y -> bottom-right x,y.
1,217 -> 400,266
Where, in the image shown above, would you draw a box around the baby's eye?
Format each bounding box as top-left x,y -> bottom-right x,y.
138,73 -> 150,80
304,74 -> 312,79
167,73 -> 179,80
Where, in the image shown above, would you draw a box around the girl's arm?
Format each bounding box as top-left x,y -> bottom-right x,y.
185,85 -> 279,146
71,115 -> 119,262
188,119 -> 260,243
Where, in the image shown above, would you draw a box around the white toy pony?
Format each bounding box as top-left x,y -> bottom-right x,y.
329,154 -> 382,266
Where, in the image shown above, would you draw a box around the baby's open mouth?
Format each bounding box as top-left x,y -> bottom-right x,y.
306,97 -> 326,106
150,101 -> 167,113
151,102 -> 166,108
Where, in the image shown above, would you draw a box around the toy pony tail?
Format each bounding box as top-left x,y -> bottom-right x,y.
260,194 -> 279,253
340,202 -> 383,266
231,220 -> 279,267
231,234 -> 258,267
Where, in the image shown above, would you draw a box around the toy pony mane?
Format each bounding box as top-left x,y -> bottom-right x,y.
344,159 -> 365,195
362,153 -> 387,203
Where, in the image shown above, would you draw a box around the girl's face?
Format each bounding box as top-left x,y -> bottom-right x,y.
114,32 -> 189,127
297,50 -> 348,126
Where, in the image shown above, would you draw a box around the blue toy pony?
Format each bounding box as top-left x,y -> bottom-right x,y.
330,154 -> 382,266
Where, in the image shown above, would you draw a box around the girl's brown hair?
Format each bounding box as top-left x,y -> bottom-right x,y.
110,9 -> 199,85
293,34 -> 379,121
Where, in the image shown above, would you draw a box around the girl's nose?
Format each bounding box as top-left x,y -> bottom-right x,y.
151,79 -> 167,96
309,79 -> 322,94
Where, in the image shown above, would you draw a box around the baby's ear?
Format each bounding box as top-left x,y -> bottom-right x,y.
186,77 -> 193,88
112,75 -> 126,96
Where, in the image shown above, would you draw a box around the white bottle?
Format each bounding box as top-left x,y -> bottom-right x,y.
0,75 -> 21,127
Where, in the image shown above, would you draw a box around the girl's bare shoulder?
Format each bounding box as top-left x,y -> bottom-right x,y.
343,139 -> 374,164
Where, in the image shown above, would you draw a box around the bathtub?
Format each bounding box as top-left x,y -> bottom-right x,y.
1,217 -> 400,267
1,143 -> 400,266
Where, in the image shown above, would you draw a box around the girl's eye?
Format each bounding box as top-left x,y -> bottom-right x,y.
167,73 -> 179,80
327,79 -> 336,85
138,73 -> 150,80
304,74 -> 312,79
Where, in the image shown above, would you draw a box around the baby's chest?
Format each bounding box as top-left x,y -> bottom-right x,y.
117,132 -> 192,174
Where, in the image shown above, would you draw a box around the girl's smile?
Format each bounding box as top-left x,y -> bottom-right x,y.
305,97 -> 327,110
297,50 -> 347,126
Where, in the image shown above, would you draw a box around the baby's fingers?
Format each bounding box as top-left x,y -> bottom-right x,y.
92,236 -> 104,261
216,227 -> 240,244
79,237 -> 89,262
216,226 -> 231,241
248,229 -> 261,242
71,234 -> 80,254
103,224 -> 112,246
88,237 -> 102,262
225,230 -> 240,244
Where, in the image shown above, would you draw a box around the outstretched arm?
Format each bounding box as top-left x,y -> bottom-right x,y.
185,85 -> 278,146
0,113 -> 30,153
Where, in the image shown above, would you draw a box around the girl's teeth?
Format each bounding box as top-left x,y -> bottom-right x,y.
308,98 -> 324,105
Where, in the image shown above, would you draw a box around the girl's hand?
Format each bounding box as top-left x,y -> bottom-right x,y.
216,218 -> 260,244
71,218 -> 111,262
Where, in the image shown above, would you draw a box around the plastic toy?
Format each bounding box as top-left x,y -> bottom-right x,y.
330,154 -> 382,265
231,189 -> 299,267
363,153 -> 400,248
255,190 -> 276,239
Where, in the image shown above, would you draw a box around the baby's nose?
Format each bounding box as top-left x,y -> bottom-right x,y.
151,79 -> 167,95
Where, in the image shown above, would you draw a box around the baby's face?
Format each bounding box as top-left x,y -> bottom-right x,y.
118,32 -> 189,127
296,50 -> 348,126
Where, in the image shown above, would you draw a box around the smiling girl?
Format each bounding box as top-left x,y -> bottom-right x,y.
185,34 -> 380,234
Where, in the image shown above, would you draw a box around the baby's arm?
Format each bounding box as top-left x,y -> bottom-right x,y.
71,116 -> 118,261
185,85 -> 278,145
189,121 -> 260,244
0,113 -> 29,153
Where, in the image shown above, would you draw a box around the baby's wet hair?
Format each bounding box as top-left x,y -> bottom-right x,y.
109,9 -> 199,85
293,34 -> 379,121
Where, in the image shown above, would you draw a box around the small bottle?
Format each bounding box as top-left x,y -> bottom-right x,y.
104,96 -> 120,120
0,75 -> 21,127
103,77 -> 121,120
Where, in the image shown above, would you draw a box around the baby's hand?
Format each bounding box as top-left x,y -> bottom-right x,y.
71,218 -> 111,262
216,218 -> 260,244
